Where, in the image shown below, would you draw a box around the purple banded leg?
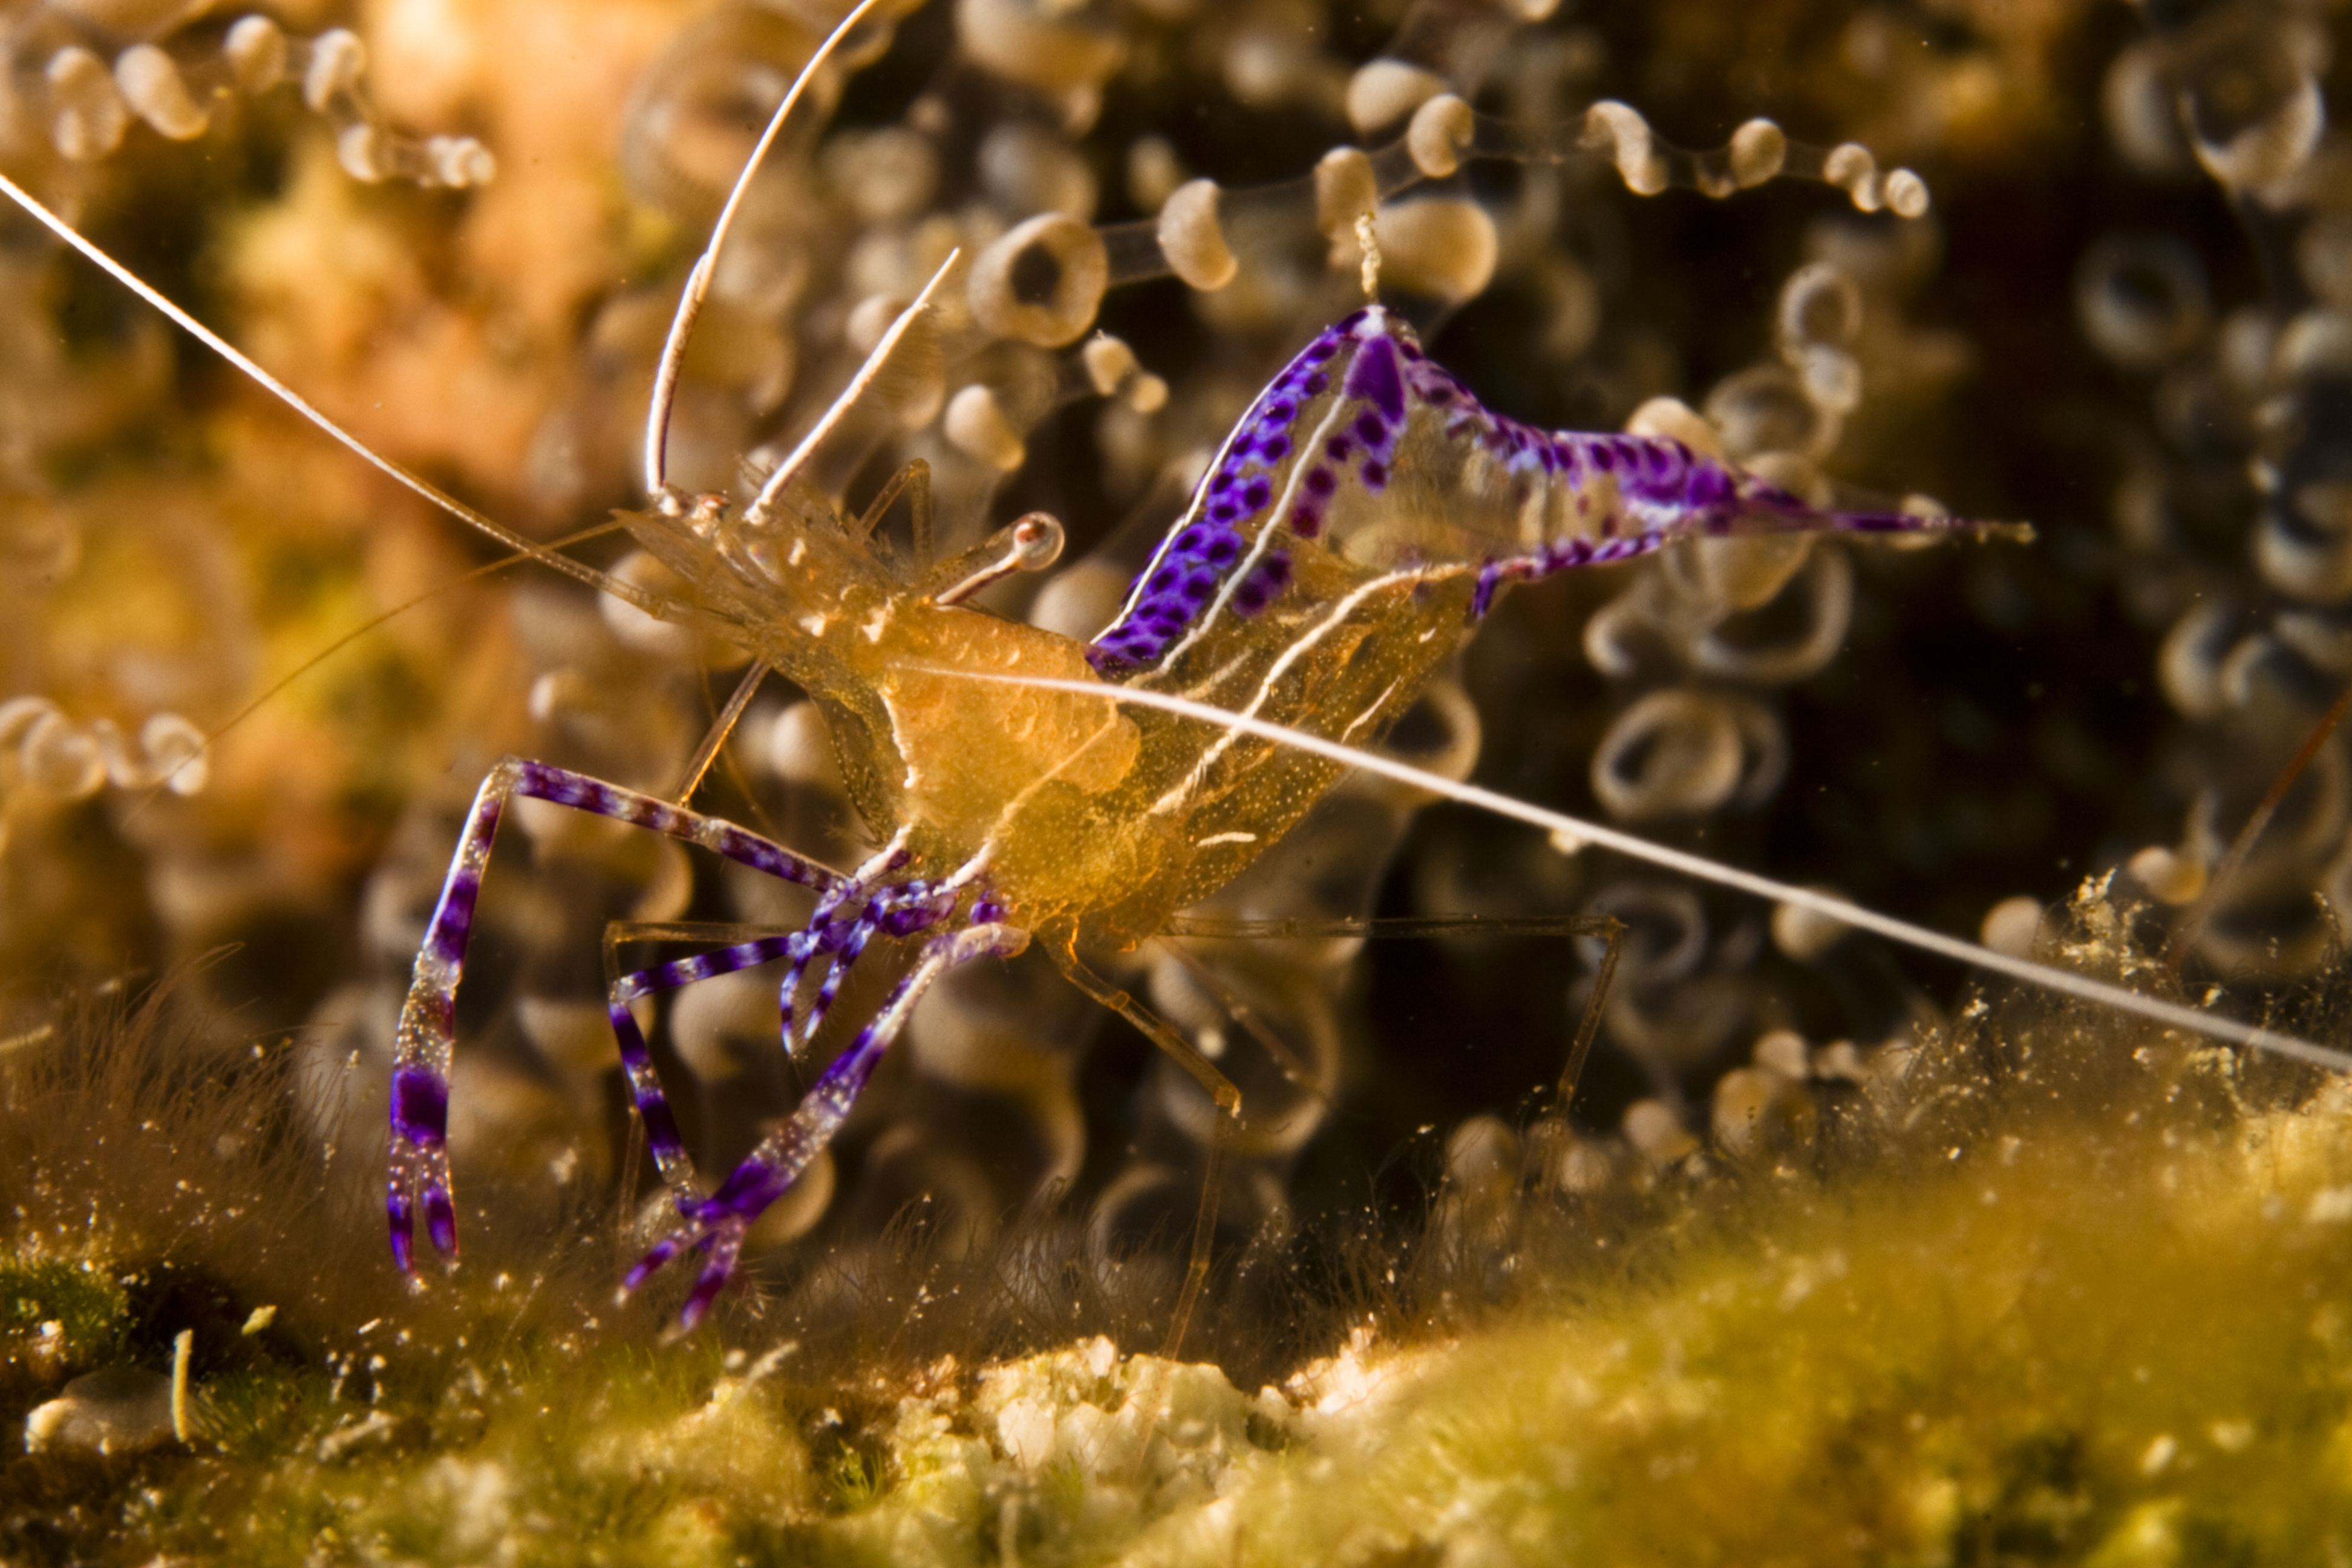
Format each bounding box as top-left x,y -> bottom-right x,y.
768,866 -> 952,1044
604,879 -> 961,1197
626,919 -> 1033,1330
791,882 -> 960,1044
773,897 -> 864,1046
387,756 -> 843,1279
786,912 -> 879,1047
606,932 -> 805,1194
771,835 -> 907,1042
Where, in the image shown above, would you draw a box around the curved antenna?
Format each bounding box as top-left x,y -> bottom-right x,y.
644,0 -> 892,511
748,249 -> 961,521
962,670 -> 2352,1077
129,517 -> 632,810
0,170 -> 685,623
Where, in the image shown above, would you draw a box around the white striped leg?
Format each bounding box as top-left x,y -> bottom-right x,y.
388,756 -> 842,1278
623,920 -> 1031,1330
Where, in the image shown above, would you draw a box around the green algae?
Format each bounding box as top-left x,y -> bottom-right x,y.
0,1261 -> 127,1368
10,933 -> 2352,1565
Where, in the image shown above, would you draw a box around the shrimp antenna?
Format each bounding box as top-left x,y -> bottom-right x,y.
967,671 -> 2352,1076
0,172 -> 684,622
134,515 -> 633,807
748,250 -> 959,520
644,0 -> 892,511
0,166 -> 687,620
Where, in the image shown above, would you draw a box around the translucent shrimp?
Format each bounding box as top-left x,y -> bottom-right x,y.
8,5 -> 2345,1349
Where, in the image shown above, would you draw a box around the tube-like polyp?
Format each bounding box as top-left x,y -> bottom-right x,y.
114,46 -> 208,140
224,16 -> 287,92
969,215 -> 1110,348
1347,59 -> 1446,136
944,384 -> 1027,470
955,0 -> 1128,97
46,48 -> 128,162
1406,94 -> 1475,180
1157,178 -> 1238,292
1371,198 -> 1497,305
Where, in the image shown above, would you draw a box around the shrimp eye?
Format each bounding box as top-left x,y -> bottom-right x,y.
1010,513 -> 1067,572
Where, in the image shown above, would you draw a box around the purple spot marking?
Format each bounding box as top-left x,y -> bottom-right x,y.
1687,461 -> 1732,511
1345,335 -> 1406,423
1471,566 -> 1503,620
879,901 -> 942,938
390,1065 -> 448,1147
1229,549 -> 1293,616
428,875 -> 477,963
1085,312 -> 1429,670
387,1195 -> 414,1273
425,1188 -> 456,1256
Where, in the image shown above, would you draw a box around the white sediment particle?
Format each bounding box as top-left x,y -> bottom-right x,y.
25,1367 -> 176,1455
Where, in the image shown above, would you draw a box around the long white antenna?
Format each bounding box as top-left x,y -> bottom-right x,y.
967,671 -> 2352,1075
644,0 -> 892,509
748,250 -> 960,520
0,169 -> 682,621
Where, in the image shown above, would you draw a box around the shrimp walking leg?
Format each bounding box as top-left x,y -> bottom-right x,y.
625,920 -> 1033,1331
387,756 -> 845,1276
1049,949 -> 1244,1359
601,930 -> 812,1196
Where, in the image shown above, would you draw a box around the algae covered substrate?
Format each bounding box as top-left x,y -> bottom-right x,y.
8,892 -> 2352,1564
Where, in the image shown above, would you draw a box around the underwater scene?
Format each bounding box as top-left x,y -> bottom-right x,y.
5,0 -> 2352,1560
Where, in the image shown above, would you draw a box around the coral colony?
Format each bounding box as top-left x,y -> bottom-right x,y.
5,0 -> 2352,1561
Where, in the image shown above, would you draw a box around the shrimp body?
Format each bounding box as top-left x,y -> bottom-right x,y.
627,305 -> 1964,965
384,299 -> 1990,1327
